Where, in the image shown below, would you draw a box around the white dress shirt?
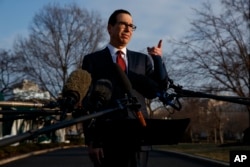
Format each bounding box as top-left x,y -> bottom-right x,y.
107,44 -> 128,67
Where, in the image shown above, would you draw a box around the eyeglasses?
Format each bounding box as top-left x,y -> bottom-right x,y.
116,21 -> 137,31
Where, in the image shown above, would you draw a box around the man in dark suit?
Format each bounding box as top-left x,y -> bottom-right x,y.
82,9 -> 168,167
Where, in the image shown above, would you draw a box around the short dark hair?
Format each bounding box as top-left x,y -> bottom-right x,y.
108,9 -> 131,26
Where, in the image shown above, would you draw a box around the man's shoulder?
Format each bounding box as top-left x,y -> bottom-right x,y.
127,50 -> 150,61
127,49 -> 148,57
85,47 -> 108,57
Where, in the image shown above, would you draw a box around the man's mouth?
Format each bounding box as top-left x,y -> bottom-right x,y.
122,34 -> 129,39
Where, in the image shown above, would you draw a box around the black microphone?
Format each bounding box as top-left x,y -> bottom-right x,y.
129,73 -> 181,110
62,69 -> 92,111
77,79 -> 113,126
113,64 -> 147,127
85,79 -> 113,112
128,72 -> 161,99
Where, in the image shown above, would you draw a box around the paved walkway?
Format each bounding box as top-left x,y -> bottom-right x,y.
0,146 -> 229,167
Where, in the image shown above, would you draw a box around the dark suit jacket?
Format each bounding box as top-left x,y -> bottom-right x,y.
82,47 -> 168,146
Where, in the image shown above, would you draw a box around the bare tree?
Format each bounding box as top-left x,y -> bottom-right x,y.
0,49 -> 26,98
168,0 -> 250,124
13,3 -> 107,97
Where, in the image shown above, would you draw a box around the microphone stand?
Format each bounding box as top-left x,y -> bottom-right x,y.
0,109 -> 61,115
175,88 -> 250,106
0,109 -> 62,122
169,82 -> 250,106
0,96 -> 192,147
0,104 -> 125,147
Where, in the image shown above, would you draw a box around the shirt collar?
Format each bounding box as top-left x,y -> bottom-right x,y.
107,44 -> 127,62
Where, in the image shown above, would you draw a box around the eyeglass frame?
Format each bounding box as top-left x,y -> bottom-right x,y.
116,21 -> 137,31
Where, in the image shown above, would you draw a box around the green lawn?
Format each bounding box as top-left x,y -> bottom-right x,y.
153,143 -> 250,163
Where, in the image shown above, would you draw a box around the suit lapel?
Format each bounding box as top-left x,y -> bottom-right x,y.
127,49 -> 133,72
102,47 -> 113,62
127,49 -> 138,73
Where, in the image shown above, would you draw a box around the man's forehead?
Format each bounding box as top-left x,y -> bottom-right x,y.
116,13 -> 133,22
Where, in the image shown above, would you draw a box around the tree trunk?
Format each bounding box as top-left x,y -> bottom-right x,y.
214,128 -> 217,144
219,124 -> 224,144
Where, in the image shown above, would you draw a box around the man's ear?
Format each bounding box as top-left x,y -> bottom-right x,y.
107,24 -> 112,34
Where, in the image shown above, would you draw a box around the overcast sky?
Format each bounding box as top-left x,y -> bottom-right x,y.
0,0 -> 221,52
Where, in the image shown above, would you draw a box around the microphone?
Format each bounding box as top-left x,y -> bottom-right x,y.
0,100 -> 64,110
128,72 -> 160,99
0,101 -> 45,108
76,79 -> 113,126
85,79 -> 113,112
113,64 -> 147,127
62,69 -> 92,111
129,73 -> 181,110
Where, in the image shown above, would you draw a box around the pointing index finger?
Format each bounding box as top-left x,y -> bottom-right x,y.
157,39 -> 162,48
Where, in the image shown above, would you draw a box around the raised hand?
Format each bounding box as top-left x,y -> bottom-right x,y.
147,39 -> 162,56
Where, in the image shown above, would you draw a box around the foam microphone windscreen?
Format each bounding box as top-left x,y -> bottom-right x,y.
62,69 -> 92,104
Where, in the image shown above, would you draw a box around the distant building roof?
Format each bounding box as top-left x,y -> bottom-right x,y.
12,79 -> 51,100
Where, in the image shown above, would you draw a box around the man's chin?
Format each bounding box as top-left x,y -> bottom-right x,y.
120,39 -> 130,45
